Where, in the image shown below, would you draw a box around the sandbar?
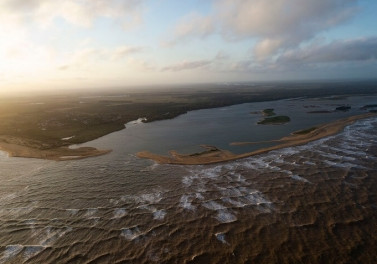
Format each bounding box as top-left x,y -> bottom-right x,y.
0,136 -> 110,161
137,113 -> 376,165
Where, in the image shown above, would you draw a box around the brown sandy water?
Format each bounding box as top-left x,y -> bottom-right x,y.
0,115 -> 376,263
1,92 -> 377,264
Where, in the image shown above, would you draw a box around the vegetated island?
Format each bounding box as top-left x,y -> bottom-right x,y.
137,113 -> 376,165
258,115 -> 291,125
258,108 -> 290,124
0,81 -> 376,160
261,108 -> 276,116
335,105 -> 351,111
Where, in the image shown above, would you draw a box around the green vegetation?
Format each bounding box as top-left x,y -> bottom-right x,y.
1,81 -> 376,150
262,108 -> 276,116
292,127 -> 317,135
257,116 -> 291,125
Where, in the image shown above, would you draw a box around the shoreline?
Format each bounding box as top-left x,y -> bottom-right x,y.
0,136 -> 111,161
137,113 -> 376,165
0,111 -> 375,162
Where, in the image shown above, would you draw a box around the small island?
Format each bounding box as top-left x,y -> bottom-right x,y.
261,108 -> 276,116
258,108 -> 290,124
335,105 -> 351,111
258,115 -> 291,125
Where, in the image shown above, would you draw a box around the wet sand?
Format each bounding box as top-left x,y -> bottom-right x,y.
137,113 -> 376,165
0,136 -> 110,161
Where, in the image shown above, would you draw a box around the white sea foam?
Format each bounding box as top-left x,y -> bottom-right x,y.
85,208 -> 98,217
202,201 -> 226,211
195,192 -> 204,200
215,233 -> 228,244
122,191 -> 164,207
121,226 -> 142,241
215,209 -> 237,223
38,226 -> 73,246
153,210 -> 166,220
220,187 -> 243,197
179,195 -> 195,211
222,197 -> 247,208
66,209 -> 79,216
318,145 -> 365,161
182,176 -> 193,187
113,208 -> 127,219
323,160 -> 368,169
244,193 -> 270,205
138,192 -> 163,204
257,204 -> 273,213
291,175 -> 311,184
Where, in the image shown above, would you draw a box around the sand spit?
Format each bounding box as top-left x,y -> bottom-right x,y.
137,113 -> 376,165
0,136 -> 110,161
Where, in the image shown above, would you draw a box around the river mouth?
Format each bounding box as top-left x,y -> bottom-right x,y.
0,95 -> 376,263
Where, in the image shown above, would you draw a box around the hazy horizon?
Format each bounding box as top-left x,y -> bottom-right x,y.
1,0 -> 377,93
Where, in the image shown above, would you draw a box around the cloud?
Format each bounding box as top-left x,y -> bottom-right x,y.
58,45 -> 148,70
166,12 -> 215,46
278,37 -> 377,64
0,0 -> 145,28
162,60 -> 212,72
112,45 -> 146,60
58,65 -> 70,71
127,57 -> 156,71
223,37 -> 377,74
169,0 -> 359,58
214,51 -> 230,61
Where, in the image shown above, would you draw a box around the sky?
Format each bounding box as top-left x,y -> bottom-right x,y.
0,0 -> 377,92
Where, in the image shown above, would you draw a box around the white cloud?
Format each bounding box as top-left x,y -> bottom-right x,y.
278,37 -> 377,64
162,60 -> 212,72
0,0 -> 145,28
58,45 -> 148,70
169,0 -> 359,58
112,46 -> 146,60
166,12 -> 215,46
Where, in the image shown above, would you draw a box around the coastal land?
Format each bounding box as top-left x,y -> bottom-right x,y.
0,81 -> 376,160
137,113 -> 376,165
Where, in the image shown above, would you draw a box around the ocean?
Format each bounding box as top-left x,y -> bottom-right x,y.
0,95 -> 376,263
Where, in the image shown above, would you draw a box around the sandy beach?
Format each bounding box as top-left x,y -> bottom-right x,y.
137,112 -> 376,165
0,136 -> 111,161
